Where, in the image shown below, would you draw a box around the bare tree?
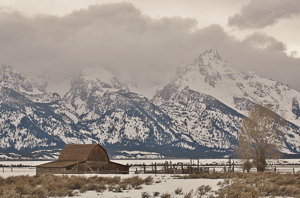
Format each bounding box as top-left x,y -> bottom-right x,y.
235,104 -> 286,172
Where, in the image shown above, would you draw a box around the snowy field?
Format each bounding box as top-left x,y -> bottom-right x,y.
72,175 -> 222,198
0,159 -> 300,197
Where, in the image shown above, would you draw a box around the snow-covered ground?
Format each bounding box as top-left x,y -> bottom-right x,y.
0,159 -> 300,197
72,174 -> 222,198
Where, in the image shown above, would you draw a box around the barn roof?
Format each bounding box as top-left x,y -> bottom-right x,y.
57,144 -> 109,162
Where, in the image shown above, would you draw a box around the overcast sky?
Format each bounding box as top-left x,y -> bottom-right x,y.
1,0 -> 300,91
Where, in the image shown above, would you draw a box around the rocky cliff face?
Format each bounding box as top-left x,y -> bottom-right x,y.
1,50 -> 300,159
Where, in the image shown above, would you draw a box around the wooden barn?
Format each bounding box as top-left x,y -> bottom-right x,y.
36,144 -> 129,174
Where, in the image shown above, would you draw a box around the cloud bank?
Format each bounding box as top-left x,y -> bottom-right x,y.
228,0 -> 300,29
0,2 -> 300,92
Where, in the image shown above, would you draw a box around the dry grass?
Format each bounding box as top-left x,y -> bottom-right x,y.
0,174 -> 154,197
177,172 -> 300,198
215,172 -> 300,198
1,172 -> 300,197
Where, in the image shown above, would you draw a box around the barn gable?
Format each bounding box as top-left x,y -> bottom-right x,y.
58,144 -> 109,162
36,143 -> 129,174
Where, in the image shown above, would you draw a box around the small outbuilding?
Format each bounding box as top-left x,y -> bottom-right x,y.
36,144 -> 129,174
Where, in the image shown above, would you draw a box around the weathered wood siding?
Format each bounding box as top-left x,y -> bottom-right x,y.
87,145 -> 109,161
36,144 -> 129,174
86,161 -> 109,170
109,162 -> 129,173
36,167 -> 64,174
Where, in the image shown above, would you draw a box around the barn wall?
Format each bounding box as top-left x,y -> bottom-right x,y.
87,145 -> 109,161
86,161 -> 109,170
36,144 -> 129,175
109,162 -> 129,173
36,167 -> 64,174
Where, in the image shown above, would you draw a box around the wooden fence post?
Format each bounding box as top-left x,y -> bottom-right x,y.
166,162 -> 168,172
155,163 -> 157,173
76,161 -> 78,174
181,163 -> 184,174
230,157 -> 232,171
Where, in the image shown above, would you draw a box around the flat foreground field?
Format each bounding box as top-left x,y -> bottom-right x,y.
0,159 -> 299,197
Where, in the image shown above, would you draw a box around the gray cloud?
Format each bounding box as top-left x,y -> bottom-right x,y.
228,0 -> 300,29
243,32 -> 286,51
1,2 -> 300,92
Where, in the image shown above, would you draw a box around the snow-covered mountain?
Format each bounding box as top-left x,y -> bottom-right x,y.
157,49 -> 300,126
153,49 -> 300,154
1,50 -> 300,159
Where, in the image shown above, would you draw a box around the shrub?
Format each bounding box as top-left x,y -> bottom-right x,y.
141,191 -> 151,198
197,185 -> 212,197
174,187 -> 183,195
88,183 -> 99,191
114,186 -> 123,192
123,176 -> 144,189
184,190 -> 193,198
14,184 -> 30,195
30,187 -> 48,198
119,182 -> 129,190
215,172 -> 300,198
67,180 -> 82,190
160,193 -> 171,198
144,176 -> 154,185
108,184 -> 115,192
95,184 -> 107,192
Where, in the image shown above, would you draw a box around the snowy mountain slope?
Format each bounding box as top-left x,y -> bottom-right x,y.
0,65 -> 36,93
152,49 -> 300,154
61,67 -> 130,117
0,65 -> 62,103
1,50 -> 300,159
0,66 -> 202,157
159,49 -> 300,127
153,87 -> 243,149
58,69 -> 202,154
0,87 -> 65,150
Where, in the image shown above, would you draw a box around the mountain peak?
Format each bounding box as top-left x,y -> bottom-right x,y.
202,49 -> 222,60
194,49 -> 223,66
204,49 -> 221,58
0,65 -> 34,92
